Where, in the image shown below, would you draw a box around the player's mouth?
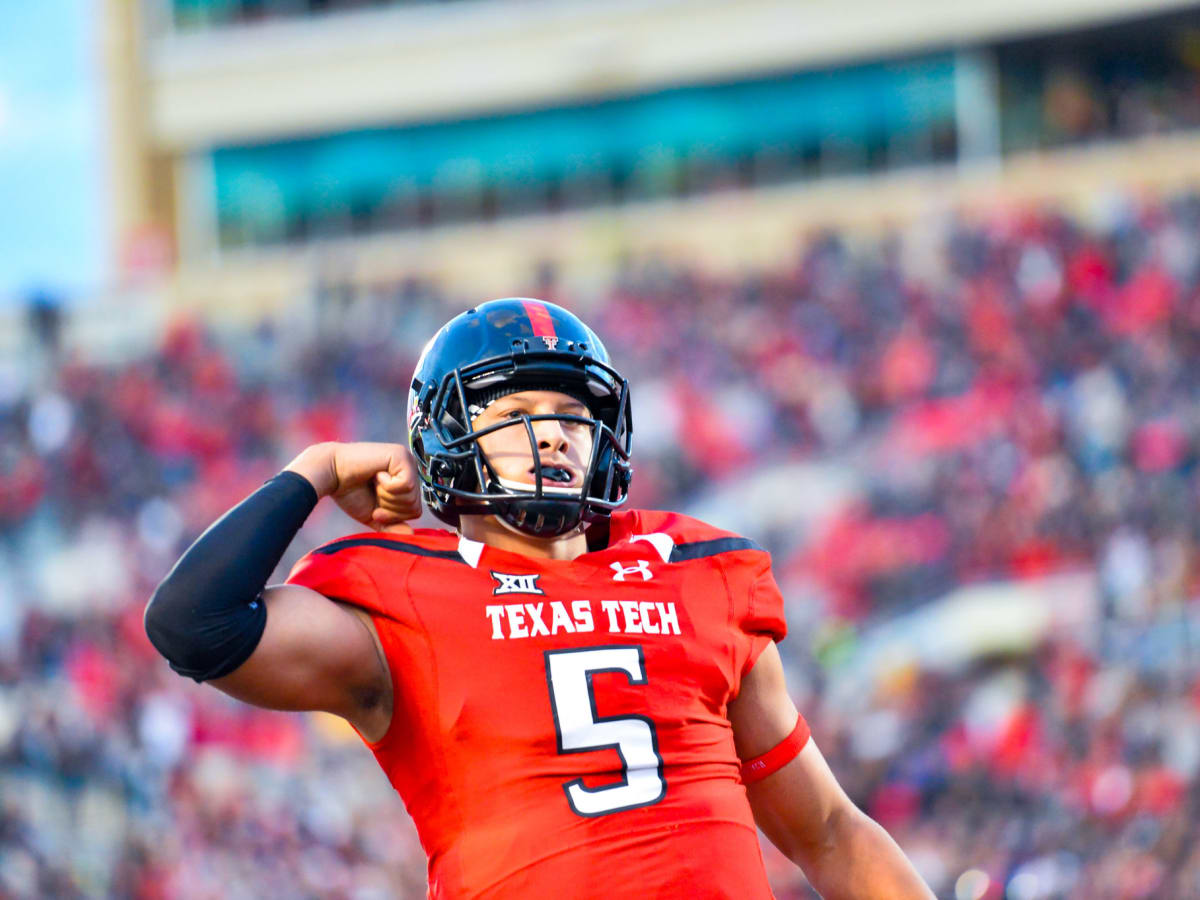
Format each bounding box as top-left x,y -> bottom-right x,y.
531,464 -> 577,487
493,464 -> 583,496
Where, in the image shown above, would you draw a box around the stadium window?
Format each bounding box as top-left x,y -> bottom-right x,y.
862,132 -> 891,173
735,152 -> 758,189
608,165 -> 631,206
207,55 -> 960,246
560,171 -> 611,212
349,197 -> 375,235
992,8 -> 1200,152
817,137 -> 867,177
885,129 -> 932,170
283,208 -> 308,244
309,198 -> 354,241
479,186 -> 498,222
627,147 -> 681,202
544,177 -> 565,215
929,122 -> 957,162
796,142 -> 821,181
374,180 -> 422,232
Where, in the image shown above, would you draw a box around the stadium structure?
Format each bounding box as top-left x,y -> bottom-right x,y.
109,0 -> 1200,309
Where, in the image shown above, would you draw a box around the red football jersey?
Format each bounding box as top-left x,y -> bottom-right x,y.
287,509 -> 793,899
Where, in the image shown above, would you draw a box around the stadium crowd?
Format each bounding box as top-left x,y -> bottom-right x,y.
3,186 -> 1200,898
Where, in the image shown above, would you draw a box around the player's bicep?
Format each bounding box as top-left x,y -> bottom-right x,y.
730,643 -> 858,864
210,583 -> 388,720
728,640 -> 802,760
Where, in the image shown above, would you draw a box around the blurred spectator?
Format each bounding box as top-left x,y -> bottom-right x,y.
4,188 -> 1200,897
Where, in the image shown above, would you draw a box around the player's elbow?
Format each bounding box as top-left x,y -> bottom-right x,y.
757,789 -> 862,873
144,573 -> 171,645
143,578 -> 185,663
800,803 -> 863,864
782,807 -> 845,871
143,574 -> 268,683
143,576 -> 202,674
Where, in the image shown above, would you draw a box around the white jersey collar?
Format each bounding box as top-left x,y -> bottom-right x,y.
457,533 -> 485,568
631,532 -> 674,564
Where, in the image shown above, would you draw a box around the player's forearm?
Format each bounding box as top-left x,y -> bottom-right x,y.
798,807 -> 932,900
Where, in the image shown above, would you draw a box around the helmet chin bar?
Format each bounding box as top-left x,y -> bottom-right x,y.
491,508 -> 588,540
485,473 -> 588,538
493,495 -> 588,539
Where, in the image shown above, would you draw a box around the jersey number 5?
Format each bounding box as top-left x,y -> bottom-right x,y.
544,646 -> 666,816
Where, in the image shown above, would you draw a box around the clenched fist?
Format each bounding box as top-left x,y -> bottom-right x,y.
285,442 -> 422,533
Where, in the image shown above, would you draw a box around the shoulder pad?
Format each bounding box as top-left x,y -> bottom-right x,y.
614,509 -> 765,563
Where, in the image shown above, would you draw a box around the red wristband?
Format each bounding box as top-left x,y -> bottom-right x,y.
739,715 -> 811,785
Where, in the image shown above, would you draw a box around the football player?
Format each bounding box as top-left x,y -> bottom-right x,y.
146,299 -> 931,898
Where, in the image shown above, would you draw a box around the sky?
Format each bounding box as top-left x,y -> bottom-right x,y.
0,0 -> 106,304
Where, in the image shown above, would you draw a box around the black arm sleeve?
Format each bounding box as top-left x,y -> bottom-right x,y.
144,471 -> 319,682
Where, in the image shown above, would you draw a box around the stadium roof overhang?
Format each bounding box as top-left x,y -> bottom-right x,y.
140,0 -> 1200,149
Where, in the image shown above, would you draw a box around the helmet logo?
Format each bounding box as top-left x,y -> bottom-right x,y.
541,336 -> 559,351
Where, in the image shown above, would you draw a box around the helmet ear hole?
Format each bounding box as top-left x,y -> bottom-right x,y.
431,457 -> 479,494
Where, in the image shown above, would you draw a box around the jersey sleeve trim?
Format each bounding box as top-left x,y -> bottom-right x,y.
669,536 -> 764,562
313,536 -> 467,563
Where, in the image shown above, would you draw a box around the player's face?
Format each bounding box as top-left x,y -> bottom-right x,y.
471,390 -> 594,491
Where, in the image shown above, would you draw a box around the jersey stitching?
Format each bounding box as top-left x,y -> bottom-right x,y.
313,536 -> 465,562
748,560 -> 759,625
742,568 -> 763,682
716,555 -> 739,702
669,536 -> 762,562
405,554 -> 471,897
348,557 -> 402,751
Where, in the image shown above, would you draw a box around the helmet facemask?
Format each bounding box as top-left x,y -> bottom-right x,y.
412,352 -> 632,538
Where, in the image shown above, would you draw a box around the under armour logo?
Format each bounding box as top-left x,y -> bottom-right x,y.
611,561 -> 653,582
491,571 -> 545,595
541,336 -> 559,351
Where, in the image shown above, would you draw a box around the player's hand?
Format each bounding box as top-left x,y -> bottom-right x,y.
285,442 -> 421,533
